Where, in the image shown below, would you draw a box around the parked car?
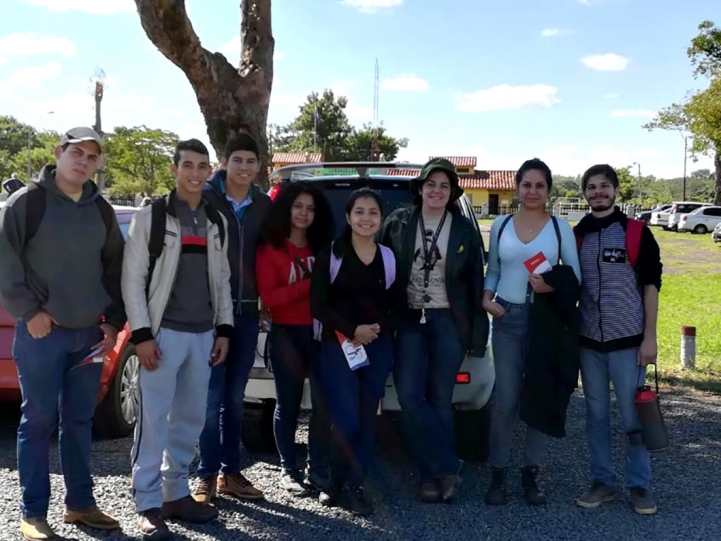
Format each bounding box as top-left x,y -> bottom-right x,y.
244,163 -> 495,461
0,205 -> 139,439
713,222 -> 721,243
678,206 -> 721,234
652,201 -> 712,230
636,204 -> 672,224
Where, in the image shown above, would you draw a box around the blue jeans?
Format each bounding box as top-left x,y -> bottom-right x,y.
320,333 -> 393,489
269,324 -> 330,474
489,298 -> 546,469
394,309 -> 464,479
13,320 -> 103,519
580,347 -> 651,489
197,313 -> 259,478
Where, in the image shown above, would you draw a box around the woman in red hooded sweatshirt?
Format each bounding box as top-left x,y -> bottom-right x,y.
255,181 -> 336,497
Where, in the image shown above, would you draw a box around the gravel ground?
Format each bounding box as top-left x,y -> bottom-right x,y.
1,386 -> 720,541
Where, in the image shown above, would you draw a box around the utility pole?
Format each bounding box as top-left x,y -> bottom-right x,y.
633,162 -> 643,201
371,58 -> 380,161
683,136 -> 688,201
91,68 -> 107,191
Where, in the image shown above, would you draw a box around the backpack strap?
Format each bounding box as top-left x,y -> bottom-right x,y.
205,203 -> 226,248
575,230 -> 583,255
24,183 -> 46,248
146,197 -> 167,296
551,215 -> 562,264
329,241 -> 342,284
496,214 -> 514,264
378,244 -> 396,289
95,196 -> 116,240
626,218 -> 644,269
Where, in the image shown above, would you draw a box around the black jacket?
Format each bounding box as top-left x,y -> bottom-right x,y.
203,171 -> 271,316
520,264 -> 581,438
379,206 -> 489,357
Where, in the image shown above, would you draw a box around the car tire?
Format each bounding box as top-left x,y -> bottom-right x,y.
454,405 -> 491,463
241,399 -> 277,454
693,224 -> 708,234
93,345 -> 140,440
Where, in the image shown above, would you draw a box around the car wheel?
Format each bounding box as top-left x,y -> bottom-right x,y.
94,345 -> 140,439
662,226 -> 670,231
693,224 -> 708,234
454,405 -> 491,463
241,399 -> 277,454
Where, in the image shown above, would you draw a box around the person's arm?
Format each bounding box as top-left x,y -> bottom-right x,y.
637,226 -> 662,366
121,211 -> 154,345
215,216 -> 234,337
310,249 -> 357,339
559,220 -> 582,284
484,218 -> 501,294
255,245 -> 311,311
467,224 -> 489,356
378,254 -> 404,333
100,210 -> 127,331
0,198 -> 43,320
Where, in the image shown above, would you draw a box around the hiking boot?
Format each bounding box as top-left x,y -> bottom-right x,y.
305,469 -> 332,492
630,487 -> 658,515
279,469 -> 309,497
137,508 -> 172,540
218,472 -> 264,500
485,467 -> 508,506
345,487 -> 374,517
419,479 -> 441,503
576,481 -> 617,509
161,496 -> 218,524
64,505 -> 120,530
192,474 -> 217,504
521,465 -> 547,506
20,518 -> 56,541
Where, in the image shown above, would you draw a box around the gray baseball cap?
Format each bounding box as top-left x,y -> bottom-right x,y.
59,127 -> 104,153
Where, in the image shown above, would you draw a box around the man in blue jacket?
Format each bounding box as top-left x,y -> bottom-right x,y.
192,133 -> 271,503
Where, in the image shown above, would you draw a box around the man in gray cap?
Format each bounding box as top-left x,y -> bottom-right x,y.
0,127 -> 126,540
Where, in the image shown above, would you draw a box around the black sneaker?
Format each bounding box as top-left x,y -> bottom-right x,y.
630,487 -> 657,515
521,466 -> 547,506
305,469 -> 331,492
485,467 -> 508,506
279,470 -> 309,497
345,487 -> 374,517
319,481 -> 343,507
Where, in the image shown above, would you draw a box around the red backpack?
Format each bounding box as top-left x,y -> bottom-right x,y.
575,218 -> 644,268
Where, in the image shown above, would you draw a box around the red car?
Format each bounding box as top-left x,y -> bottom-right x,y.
0,205 -> 140,439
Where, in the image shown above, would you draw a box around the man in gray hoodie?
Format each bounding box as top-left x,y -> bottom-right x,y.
0,127 -> 126,541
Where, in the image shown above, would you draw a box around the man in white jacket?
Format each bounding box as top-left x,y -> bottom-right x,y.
122,139 -> 233,540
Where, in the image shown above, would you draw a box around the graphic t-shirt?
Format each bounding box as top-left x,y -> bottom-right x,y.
407,212 -> 452,309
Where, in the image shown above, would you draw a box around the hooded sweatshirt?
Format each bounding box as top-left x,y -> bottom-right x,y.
0,165 -> 126,330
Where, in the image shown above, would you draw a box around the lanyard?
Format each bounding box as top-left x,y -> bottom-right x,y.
418,210 -> 447,292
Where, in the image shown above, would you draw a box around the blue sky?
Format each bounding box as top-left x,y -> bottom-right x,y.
0,0 -> 716,178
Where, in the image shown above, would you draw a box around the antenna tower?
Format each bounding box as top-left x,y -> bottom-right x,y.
371,58 -> 380,161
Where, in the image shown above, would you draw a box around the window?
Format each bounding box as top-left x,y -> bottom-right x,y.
704,207 -> 721,217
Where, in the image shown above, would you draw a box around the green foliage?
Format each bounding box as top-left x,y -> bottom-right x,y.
688,20 -> 721,78
270,90 -> 407,162
104,126 -> 179,196
0,115 -> 59,181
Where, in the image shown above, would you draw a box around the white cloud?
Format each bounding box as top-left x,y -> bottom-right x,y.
0,33 -> 77,57
345,106 -> 374,124
331,80 -> 359,97
455,84 -> 560,112
581,53 -> 629,72
21,0 -> 134,14
10,62 -> 63,88
604,93 -> 620,99
0,83 -> 13,100
219,37 -> 285,61
540,28 -> 574,37
612,109 -> 656,118
270,94 -> 305,109
0,58 -> 6,65
381,74 -> 429,92
342,0 -> 403,13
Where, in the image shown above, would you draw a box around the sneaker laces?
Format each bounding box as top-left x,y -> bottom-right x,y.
196,477 -> 215,494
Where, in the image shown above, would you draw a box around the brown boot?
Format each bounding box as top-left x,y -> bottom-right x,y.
218,472 -> 264,500
63,505 -> 120,530
192,475 -> 217,504
138,508 -> 172,540
20,518 -> 56,541
161,496 -> 218,524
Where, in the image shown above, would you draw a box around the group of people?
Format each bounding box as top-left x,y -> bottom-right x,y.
0,125 -> 662,541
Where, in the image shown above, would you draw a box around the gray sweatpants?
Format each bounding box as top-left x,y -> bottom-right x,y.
131,327 -> 214,512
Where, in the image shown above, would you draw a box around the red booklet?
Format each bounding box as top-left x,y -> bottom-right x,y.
524,252 -> 552,275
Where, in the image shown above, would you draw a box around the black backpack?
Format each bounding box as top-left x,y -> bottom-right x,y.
23,182 -> 116,248
145,196 -> 226,295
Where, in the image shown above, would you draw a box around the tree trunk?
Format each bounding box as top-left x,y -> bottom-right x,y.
714,149 -> 721,206
133,0 -> 274,186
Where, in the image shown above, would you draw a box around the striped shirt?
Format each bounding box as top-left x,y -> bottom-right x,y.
160,199 -> 214,333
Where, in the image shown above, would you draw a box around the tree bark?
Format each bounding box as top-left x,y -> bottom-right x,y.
714,149 -> 721,206
134,0 -> 274,185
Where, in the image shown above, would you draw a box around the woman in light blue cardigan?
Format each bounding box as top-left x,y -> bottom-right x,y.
482,158 -> 581,507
